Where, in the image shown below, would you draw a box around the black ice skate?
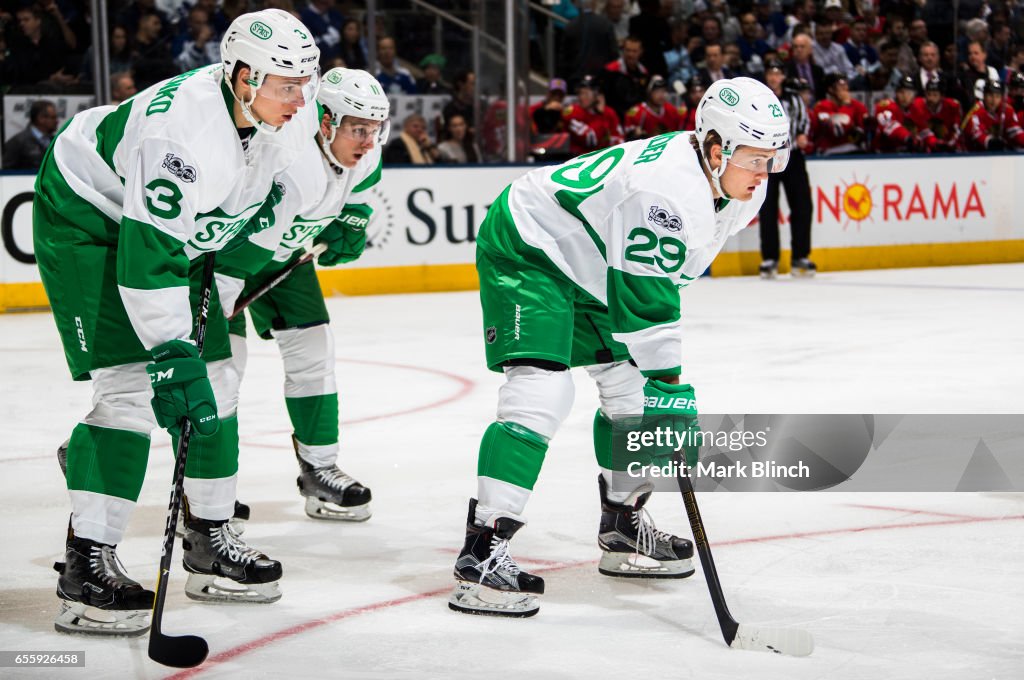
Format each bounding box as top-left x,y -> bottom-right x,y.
449,499 -> 544,618
181,512 -> 282,604
175,499 -> 250,538
598,475 -> 695,579
791,258 -> 817,277
53,527 -> 154,636
759,259 -> 778,279
294,436 -> 372,521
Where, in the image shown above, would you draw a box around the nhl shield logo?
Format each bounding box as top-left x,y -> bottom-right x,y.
485,326 -> 497,344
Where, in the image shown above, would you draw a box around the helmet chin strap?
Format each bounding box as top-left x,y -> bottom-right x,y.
706,153 -> 731,200
318,127 -> 345,169
232,81 -> 284,134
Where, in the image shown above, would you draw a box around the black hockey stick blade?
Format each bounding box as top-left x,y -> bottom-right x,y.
730,623 -> 815,657
148,630 -> 209,668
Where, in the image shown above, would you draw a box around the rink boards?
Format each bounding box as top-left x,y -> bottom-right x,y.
2,154 -> 1023,311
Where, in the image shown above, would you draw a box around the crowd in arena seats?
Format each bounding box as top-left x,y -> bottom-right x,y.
2,1 -> 1024,170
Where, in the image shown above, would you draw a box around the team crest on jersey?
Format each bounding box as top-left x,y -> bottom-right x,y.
162,153 -> 197,183
648,205 -> 682,232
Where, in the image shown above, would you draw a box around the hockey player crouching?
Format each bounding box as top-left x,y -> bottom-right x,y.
36,10 -> 320,634
216,68 -> 388,524
449,78 -> 791,617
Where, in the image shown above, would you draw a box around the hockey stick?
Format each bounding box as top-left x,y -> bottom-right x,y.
227,243 -> 328,321
148,253 -> 216,669
674,452 -> 815,657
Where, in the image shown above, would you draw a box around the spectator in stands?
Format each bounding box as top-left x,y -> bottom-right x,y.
868,40 -> 905,93
820,0 -> 850,44
80,25 -> 135,80
604,35 -> 649,118
811,73 -> 868,155
437,114 -> 481,164
116,0 -> 170,40
417,54 -> 448,95
300,0 -> 344,63
907,18 -> 929,58
131,10 -> 176,89
691,14 -> 723,65
4,5 -> 75,86
562,74 -> 623,156
885,16 -> 917,77
737,11 -> 769,76
697,42 -> 735,88
376,36 -> 417,94
629,0 -> 670,77
754,0 -> 787,48
110,72 -> 137,105
914,41 -> 950,95
813,21 -> 856,81
174,6 -> 220,72
3,99 -> 58,170
873,76 -> 926,153
680,75 -> 703,129
558,1 -> 619,87
987,22 -> 1014,74
604,0 -> 630,45
663,20 -> 697,89
443,70 -> 476,132
531,78 -> 569,135
844,19 -> 878,82
1008,71 -> 1024,114
384,113 -> 440,164
759,59 -> 814,279
787,33 -> 825,102
339,19 -> 367,71
706,0 -> 741,45
856,0 -> 884,40
920,76 -> 964,153
964,80 -> 1024,152
959,40 -> 1000,109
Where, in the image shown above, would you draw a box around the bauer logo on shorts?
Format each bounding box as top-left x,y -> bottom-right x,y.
648,205 -> 682,232
485,326 -> 497,344
719,87 -> 740,106
249,21 -> 273,40
161,153 -> 197,183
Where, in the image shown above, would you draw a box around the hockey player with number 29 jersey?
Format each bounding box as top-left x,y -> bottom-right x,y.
448,78 -> 791,617
34,9 -> 320,634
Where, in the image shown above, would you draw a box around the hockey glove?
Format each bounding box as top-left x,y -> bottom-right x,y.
315,204 -> 372,267
643,379 -> 700,468
147,340 -> 219,437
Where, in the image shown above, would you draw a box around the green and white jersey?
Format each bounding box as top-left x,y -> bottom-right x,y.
493,131 -> 765,376
40,64 -> 318,350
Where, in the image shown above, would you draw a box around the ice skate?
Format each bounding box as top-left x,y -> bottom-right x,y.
181,513 -> 282,604
53,528 -> 154,636
449,499 -> 544,618
176,498 -> 250,537
294,436 -> 372,521
759,259 -> 778,279
598,476 -> 695,579
791,257 -> 817,277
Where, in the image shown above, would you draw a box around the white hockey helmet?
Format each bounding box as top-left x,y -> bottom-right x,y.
317,67 -> 391,168
694,77 -> 791,196
221,9 -> 321,132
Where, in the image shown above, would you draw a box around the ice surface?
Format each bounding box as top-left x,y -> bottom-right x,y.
1,264 -> 1022,679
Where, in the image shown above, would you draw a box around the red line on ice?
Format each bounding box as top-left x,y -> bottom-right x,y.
164,511 -> 1024,678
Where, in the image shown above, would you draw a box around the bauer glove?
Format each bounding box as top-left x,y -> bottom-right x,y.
643,379 -> 700,468
147,340 -> 219,437
315,204 -> 372,267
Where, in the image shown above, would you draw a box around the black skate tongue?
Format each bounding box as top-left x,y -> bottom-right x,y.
149,631 -> 209,668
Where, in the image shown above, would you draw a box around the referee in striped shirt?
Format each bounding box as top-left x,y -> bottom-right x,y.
758,59 -> 815,278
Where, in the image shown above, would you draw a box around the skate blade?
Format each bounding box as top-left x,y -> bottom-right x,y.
184,573 -> 282,604
304,496 -> 371,522
447,581 -> 539,618
54,600 -> 150,637
791,269 -> 815,278
598,552 -> 696,579
759,271 -> 777,280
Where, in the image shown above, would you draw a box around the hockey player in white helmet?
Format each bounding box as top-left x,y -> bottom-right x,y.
214,67 -> 388,523
449,77 -> 790,617
35,9 -> 320,634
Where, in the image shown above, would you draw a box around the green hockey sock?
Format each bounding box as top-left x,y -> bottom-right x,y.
173,415 -> 239,479
65,423 -> 150,500
286,393 -> 339,446
477,421 -> 549,490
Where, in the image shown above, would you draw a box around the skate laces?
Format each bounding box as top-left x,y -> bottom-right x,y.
210,523 -> 262,566
316,465 -> 355,492
477,536 -> 520,582
89,545 -> 133,588
631,508 -> 672,557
